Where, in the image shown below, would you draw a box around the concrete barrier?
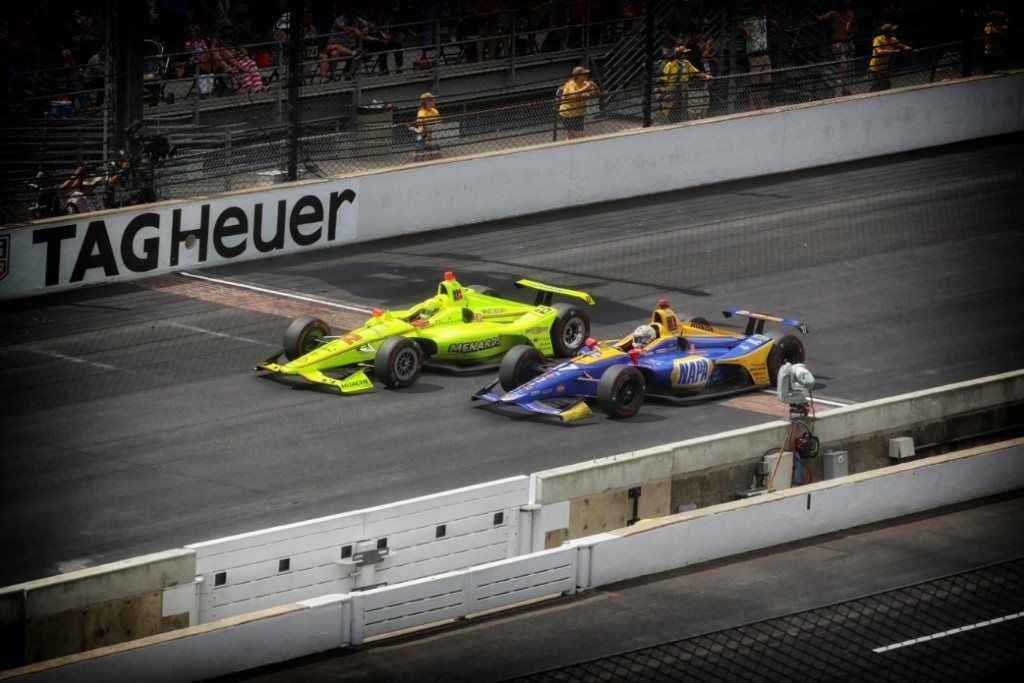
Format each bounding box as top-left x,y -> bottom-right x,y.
8,439 -> 1020,682
185,475 -> 529,622
3,72 -> 1021,300
585,438 -> 1024,587
0,550 -> 195,669
532,370 -> 1024,540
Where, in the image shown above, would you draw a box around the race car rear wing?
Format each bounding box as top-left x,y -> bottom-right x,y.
722,308 -> 808,335
515,279 -> 595,307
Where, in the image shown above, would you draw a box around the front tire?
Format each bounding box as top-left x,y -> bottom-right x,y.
767,335 -> 806,385
284,316 -> 332,361
596,364 -> 645,418
550,303 -> 590,357
499,344 -> 545,391
374,336 -> 424,388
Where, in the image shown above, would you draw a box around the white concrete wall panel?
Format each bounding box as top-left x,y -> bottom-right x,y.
586,443 -> 1024,588
186,476 -> 528,622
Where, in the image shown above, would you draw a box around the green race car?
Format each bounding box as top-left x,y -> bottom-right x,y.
255,271 -> 594,393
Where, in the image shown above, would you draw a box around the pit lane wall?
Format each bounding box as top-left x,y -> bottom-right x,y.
6,438 -> 1022,682
0,478 -> 529,670
2,72 -> 1022,301
532,369 -> 1024,543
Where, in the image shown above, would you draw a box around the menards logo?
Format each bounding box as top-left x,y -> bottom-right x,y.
448,337 -> 501,354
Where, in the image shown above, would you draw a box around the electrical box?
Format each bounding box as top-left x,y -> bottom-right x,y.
889,437 -> 916,460
822,449 -> 849,480
764,451 -> 794,491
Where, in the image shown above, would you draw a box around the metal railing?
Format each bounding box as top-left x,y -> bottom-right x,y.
4,31 -> 1020,224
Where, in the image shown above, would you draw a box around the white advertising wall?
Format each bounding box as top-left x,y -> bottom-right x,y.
1,73 -> 1021,301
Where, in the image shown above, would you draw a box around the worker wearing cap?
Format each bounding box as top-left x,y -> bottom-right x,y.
559,66 -> 597,140
415,92 -> 441,161
870,24 -> 913,92
660,45 -> 708,123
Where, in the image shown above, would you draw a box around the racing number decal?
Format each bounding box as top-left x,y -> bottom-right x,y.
666,315 -> 678,331
341,332 -> 363,344
453,289 -> 463,301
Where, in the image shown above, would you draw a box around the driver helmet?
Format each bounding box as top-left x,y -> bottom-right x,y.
632,324 -> 656,349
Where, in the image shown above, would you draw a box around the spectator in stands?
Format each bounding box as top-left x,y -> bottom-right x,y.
361,8 -> 404,75
661,1 -> 693,59
869,23 -> 912,91
982,10 -> 1009,75
84,44 -> 106,107
60,48 -> 89,112
685,23 -> 715,74
475,0 -> 510,62
298,12 -> 325,83
659,45 -> 710,123
817,0 -> 858,97
738,4 -> 777,110
558,65 -> 597,139
213,25 -> 265,94
324,9 -> 365,80
415,91 -> 442,161
185,24 -> 215,97
33,171 -> 60,218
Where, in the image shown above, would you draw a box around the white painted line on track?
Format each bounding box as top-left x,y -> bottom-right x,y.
26,347 -> 116,370
872,610 -> 1024,653
179,271 -> 374,313
163,321 -> 272,346
759,390 -> 852,407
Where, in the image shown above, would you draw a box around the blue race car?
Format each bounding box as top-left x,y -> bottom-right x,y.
472,299 -> 807,421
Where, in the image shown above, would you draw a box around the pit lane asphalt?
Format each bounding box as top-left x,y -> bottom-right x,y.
2,134 -> 1022,585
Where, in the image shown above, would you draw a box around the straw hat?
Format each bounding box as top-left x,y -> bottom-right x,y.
420,91 -> 436,100
572,66 -> 590,76
673,45 -> 692,56
880,23 -> 898,32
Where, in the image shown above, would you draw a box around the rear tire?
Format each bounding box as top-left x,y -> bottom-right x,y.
374,336 -> 424,388
284,316 -> 332,361
499,344 -> 545,391
767,335 -> 806,385
597,364 -> 645,419
550,303 -> 590,357
467,283 -> 498,297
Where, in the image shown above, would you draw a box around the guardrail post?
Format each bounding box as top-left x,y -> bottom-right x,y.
641,0 -> 654,127
584,2 -> 591,67
192,61 -> 201,125
509,9 -> 517,85
432,19 -> 442,93
224,129 -> 232,192
287,0 -> 301,182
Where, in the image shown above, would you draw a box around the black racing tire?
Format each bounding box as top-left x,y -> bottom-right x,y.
467,283 -> 498,297
767,334 -> 806,385
374,336 -> 424,389
550,303 -> 590,357
283,316 -> 332,361
499,344 -> 545,391
597,364 -> 645,419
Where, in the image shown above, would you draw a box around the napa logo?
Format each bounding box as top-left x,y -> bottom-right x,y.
671,357 -> 712,388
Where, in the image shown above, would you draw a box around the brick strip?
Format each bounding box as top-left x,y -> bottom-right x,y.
136,274 -> 367,331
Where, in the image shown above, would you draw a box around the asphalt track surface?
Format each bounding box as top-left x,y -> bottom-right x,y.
2,134 -> 1023,586
236,491 -> 1024,682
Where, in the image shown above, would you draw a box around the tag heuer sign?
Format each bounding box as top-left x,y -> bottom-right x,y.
0,234 -> 9,282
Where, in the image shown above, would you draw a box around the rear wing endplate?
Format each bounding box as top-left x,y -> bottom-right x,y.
722,308 -> 808,335
515,279 -> 595,306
